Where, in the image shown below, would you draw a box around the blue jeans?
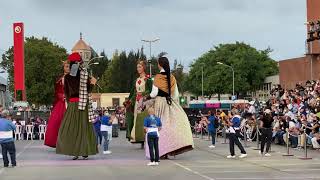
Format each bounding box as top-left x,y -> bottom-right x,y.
209,129 -> 216,145
95,131 -> 102,145
290,135 -> 298,148
275,131 -> 285,145
101,131 -> 109,151
147,134 -> 159,162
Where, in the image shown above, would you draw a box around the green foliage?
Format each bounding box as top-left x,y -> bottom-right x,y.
0,37 -> 68,105
90,51 -> 109,79
187,42 -> 278,97
99,48 -> 146,93
171,59 -> 187,94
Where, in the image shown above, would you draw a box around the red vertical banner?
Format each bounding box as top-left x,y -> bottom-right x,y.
13,22 -> 26,100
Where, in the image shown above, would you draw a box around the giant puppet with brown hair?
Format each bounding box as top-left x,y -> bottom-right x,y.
56,52 -> 98,160
125,60 -> 153,147
44,60 -> 70,148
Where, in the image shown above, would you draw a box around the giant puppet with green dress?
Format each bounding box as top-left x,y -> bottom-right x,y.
56,52 -> 98,160
125,61 -> 153,145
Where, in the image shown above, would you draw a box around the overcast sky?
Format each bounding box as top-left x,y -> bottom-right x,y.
0,0 -> 307,71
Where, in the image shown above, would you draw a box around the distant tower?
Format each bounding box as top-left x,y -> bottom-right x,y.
71,32 -> 91,61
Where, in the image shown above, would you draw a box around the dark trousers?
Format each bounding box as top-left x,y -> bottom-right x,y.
290,135 -> 298,148
275,131 -> 285,145
228,131 -> 246,156
95,131 -> 102,145
209,129 -> 216,145
260,128 -> 272,153
1,141 -> 16,167
147,134 -> 159,162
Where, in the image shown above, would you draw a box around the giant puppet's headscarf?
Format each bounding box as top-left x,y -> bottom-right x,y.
68,52 -> 95,122
153,73 -> 177,95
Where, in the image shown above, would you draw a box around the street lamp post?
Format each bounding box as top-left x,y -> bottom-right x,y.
86,56 -> 104,68
201,65 -> 204,98
141,38 -> 160,76
217,62 -> 235,97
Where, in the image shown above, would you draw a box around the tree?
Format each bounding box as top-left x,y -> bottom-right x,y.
90,51 -> 109,79
0,36 -> 68,106
99,48 -> 147,93
171,60 -> 187,95
187,42 -> 278,98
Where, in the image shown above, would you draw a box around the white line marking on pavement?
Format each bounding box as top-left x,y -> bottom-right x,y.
282,168 -> 320,172
0,141 -> 33,176
170,160 -> 216,180
17,141 -> 33,157
216,177 -> 317,180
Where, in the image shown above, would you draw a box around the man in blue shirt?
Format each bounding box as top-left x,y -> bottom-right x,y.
144,107 -> 162,166
0,110 -> 16,167
207,111 -> 218,148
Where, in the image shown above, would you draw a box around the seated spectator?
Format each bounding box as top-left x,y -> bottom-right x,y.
273,116 -> 285,145
311,133 -> 320,149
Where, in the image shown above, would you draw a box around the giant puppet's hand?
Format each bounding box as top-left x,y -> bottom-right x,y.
90,77 -> 97,85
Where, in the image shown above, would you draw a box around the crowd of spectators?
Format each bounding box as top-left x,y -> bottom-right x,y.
190,80 -> 320,151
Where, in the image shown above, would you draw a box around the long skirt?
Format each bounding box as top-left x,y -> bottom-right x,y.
145,97 -> 194,158
56,102 -> 98,156
44,100 -> 66,148
130,102 -> 148,143
126,111 -> 134,140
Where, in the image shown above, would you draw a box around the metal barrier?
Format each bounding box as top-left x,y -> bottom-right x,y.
242,123 -> 250,148
282,128 -> 294,157
299,129 -> 312,160
221,127 -> 228,144
253,123 -> 261,150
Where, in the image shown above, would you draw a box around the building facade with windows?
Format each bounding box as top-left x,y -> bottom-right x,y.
91,93 -> 130,108
71,33 -> 92,62
279,0 -> 320,89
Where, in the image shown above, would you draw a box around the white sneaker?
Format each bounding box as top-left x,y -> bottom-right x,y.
147,162 -> 156,166
239,154 -> 248,158
259,151 -> 262,155
227,155 -> 236,159
103,151 -> 112,155
264,153 -> 271,157
155,162 -> 159,166
209,145 -> 216,148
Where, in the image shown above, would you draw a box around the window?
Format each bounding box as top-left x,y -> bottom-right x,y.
112,98 -> 120,107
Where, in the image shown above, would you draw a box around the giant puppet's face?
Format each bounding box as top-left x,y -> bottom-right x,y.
137,64 -> 145,75
64,63 -> 70,74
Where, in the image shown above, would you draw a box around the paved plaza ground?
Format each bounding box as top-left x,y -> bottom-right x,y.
0,131 -> 319,180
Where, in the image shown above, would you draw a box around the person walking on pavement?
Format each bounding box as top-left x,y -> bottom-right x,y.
260,109 -> 274,157
0,110 -> 16,167
226,109 -> 247,159
207,111 -> 219,149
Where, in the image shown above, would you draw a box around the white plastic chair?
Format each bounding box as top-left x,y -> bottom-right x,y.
39,125 -> 47,140
26,125 -> 34,140
15,125 -> 23,140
